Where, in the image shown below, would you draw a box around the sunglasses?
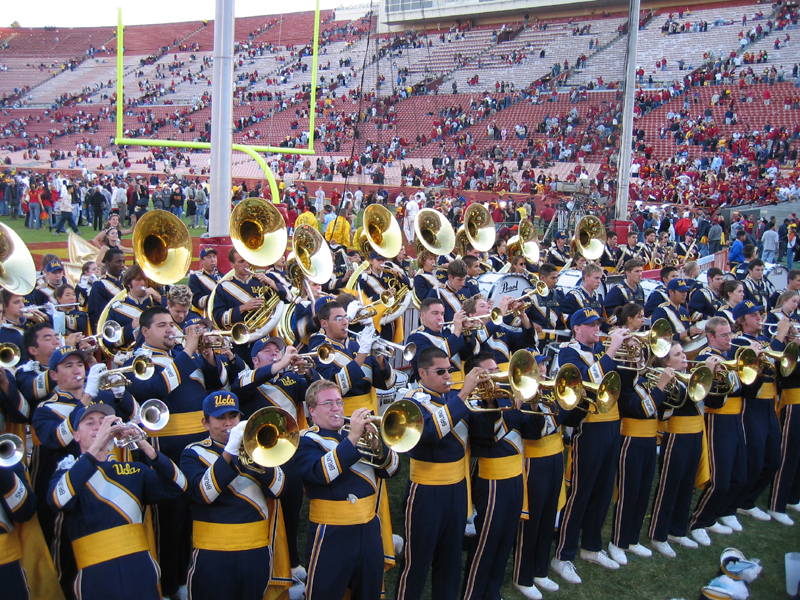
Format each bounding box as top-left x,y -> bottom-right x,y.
422,367 -> 453,376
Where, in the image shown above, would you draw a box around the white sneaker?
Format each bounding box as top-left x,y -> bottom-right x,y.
550,558 -> 582,584
291,565 -> 307,582
787,502 -> 800,513
580,549 -> 620,570
690,528 -> 712,546
737,506 -> 771,521
534,577 -> 560,592
607,543 -> 628,565
650,539 -> 677,557
767,510 -> 795,526
668,535 -> 699,548
707,522 -> 734,535
718,516 -> 743,532
513,582 -> 542,600
627,543 -> 653,558
172,586 -> 188,600
393,534 -> 405,556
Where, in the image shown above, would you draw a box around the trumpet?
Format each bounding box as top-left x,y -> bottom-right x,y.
0,433 -> 24,467
643,366 -> 714,409
340,399 -> 423,466
112,399 -> 170,450
0,343 -> 20,368
238,406 -> 299,470
346,329 -> 416,360
99,356 -> 155,390
169,323 -> 250,347
350,291 -> 392,324
441,313 -> 496,332
293,343 -> 336,370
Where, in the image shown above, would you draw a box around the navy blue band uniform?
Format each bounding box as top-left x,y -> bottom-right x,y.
426,283 -> 471,323
188,269 -> 221,312
407,326 -> 475,386
743,275 -> 776,311
604,281 -> 645,324
88,274 -> 123,330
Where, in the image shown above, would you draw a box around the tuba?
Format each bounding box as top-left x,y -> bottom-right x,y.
230,198 -> 288,267
414,208 -> 456,256
363,204 -> 402,258
0,222 -> 37,295
463,203 -> 496,253
133,210 -> 193,285
561,215 -> 607,271
293,224 -> 334,285
240,406 -> 299,469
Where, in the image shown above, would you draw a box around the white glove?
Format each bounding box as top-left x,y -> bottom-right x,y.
111,385 -> 126,399
84,363 -> 108,398
357,324 -> 377,355
346,301 -> 361,321
224,421 -> 247,456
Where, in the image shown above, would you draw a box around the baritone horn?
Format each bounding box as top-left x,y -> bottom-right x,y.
0,343 -> 21,368
230,198 -> 288,267
132,210 -> 193,285
240,406 -> 299,469
0,433 -> 24,467
552,363 -> 620,413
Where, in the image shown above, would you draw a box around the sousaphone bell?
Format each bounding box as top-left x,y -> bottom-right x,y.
230,198 -> 288,267
133,210 -> 193,285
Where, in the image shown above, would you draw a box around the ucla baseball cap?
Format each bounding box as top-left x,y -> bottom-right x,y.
369,251 -> 382,260
555,232 -> 567,240
49,346 -> 89,370
666,278 -> 691,292
69,403 -> 116,430
250,337 -> 285,359
314,296 -> 338,313
202,391 -> 241,418
199,248 -> 217,259
570,308 -> 603,328
732,300 -> 762,321
45,260 -> 64,273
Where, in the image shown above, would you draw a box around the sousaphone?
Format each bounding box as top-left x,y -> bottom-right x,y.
230,198 -> 288,267
132,210 -> 192,285
0,222 -> 36,295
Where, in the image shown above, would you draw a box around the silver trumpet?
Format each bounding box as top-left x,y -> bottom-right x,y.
113,399 -> 170,450
102,320 -> 124,345
346,329 -> 416,361
0,433 -> 24,467
760,320 -> 800,335
99,356 -> 155,390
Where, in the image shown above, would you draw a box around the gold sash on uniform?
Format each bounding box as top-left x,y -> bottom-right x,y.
705,396 -> 742,415
620,418 -> 659,438
149,411 -> 205,437
72,523 -> 149,570
477,455 -> 523,480
309,495 -> 377,525
193,520 -> 270,551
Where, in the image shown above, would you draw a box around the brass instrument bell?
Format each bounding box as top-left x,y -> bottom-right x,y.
554,364 -> 620,413
132,210 -> 193,285
241,406 -> 299,468
0,343 -> 21,368
293,224 -> 334,284
414,208 -> 456,256
0,222 -> 37,295
463,203 -> 496,252
230,198 -> 288,267
573,216 -> 607,261
363,205 -> 402,258
0,433 -> 24,467
760,341 -> 799,377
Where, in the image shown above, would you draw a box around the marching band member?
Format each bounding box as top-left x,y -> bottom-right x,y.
604,259 -> 646,324
76,261 -> 99,310
293,281 -> 325,352
1,291 -> 41,354
513,354 -> 566,600
212,249 -> 280,365
742,259 -> 777,311
644,266 -> 679,318
106,265 -> 164,350
462,353 -> 524,600
545,232 -> 569,269
766,290 -> 800,328
181,392 -> 288,600
0,451 -> 37,600
408,298 -> 476,386
393,246 -> 413,273
463,256 -> 483,296
509,254 -> 529,275
608,331 -> 672,566
394,347 -> 484,600
54,285 -> 89,336
770,305 -> 800,524
427,259 -> 472,323
676,229 -> 697,260
689,317 -> 749,545
462,294 -> 533,370
715,280 -> 746,326
640,229 -> 659,267
358,251 -> 410,342
617,231 -> 642,266
32,259 -> 66,306
489,239 -> 507,271
651,278 -> 701,342
561,263 -> 604,325
688,267 -> 725,321
323,248 -> 359,296
769,269 -> 800,309
550,309 -> 627,583
308,301 -> 395,416
298,380 -> 400,600
188,248 -> 221,314
166,284 -> 203,351
731,237 -> 754,279
730,300 -> 787,526
649,342 -> 714,556
233,338 -> 319,580
526,263 -> 567,351
124,307 -> 217,600
413,250 -> 440,304
48,403 -> 187,600
87,248 -> 125,330
17,324 -> 72,412
265,253 -> 293,303
600,230 -> 620,270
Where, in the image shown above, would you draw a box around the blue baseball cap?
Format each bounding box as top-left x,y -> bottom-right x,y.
732,300 -> 762,321
314,296 -> 338,313
250,336 -> 285,359
667,278 -> 691,292
69,403 -> 115,430
45,259 -> 64,273
49,346 -> 89,370
199,247 -> 217,259
368,251 -> 382,260
555,232 -> 567,240
570,308 -> 603,328
535,354 -> 551,365
202,391 -> 241,418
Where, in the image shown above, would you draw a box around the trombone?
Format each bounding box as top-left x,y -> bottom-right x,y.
239,406 -> 299,470
643,366 -> 714,409
112,399 -> 170,450
340,399 -> 424,466
99,355 -> 155,389
346,329 -> 416,361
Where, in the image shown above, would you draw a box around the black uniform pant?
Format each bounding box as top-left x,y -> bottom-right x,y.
771,403 -> 800,512
612,435 -> 657,549
734,397 -> 781,510
188,546 -> 271,600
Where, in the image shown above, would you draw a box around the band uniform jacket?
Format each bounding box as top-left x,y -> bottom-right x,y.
232,364 -> 319,423
88,274 -> 124,329
188,269 -> 222,312
651,301 -> 692,342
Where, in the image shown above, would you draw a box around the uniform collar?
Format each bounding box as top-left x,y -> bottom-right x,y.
141,343 -> 171,357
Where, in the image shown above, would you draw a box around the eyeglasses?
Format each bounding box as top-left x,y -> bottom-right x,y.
421,367 -> 452,376
332,315 -> 349,322
317,400 -> 345,408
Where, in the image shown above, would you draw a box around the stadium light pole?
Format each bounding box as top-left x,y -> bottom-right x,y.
208,0 -> 236,237
615,0 -> 641,222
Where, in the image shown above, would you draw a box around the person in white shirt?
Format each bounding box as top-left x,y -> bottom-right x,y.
761,222 -> 779,263
404,195 -> 420,244
111,183 -> 128,225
